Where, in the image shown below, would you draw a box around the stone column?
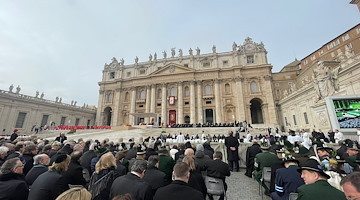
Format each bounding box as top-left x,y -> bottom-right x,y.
129,87 -> 137,125
190,81 -> 196,124
234,77 -> 246,121
161,84 -> 167,126
177,82 -> 184,124
145,86 -> 151,124
263,75 -> 277,126
112,89 -> 122,126
150,84 -> 156,123
214,79 -> 222,123
96,90 -> 105,125
196,81 -> 203,124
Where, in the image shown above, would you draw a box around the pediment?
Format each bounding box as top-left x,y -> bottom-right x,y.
149,63 -> 195,76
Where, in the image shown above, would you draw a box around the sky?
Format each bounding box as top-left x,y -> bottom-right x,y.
0,0 -> 359,107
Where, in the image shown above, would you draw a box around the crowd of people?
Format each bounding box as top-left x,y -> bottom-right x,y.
244,128 -> 360,200
0,127 -> 360,200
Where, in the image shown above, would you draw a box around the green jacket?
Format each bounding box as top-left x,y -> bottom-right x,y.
297,180 -> 346,200
255,152 -> 279,171
158,154 -> 175,183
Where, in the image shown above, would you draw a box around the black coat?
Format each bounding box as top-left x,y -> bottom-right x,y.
110,173 -> 153,200
28,170 -> 69,200
55,136 -> 67,143
188,171 -> 207,198
205,159 -> 231,183
63,159 -> 86,186
245,143 -> 262,177
22,153 -> 34,176
154,180 -> 204,200
225,135 -> 240,161
143,166 -> 166,195
80,150 -> 97,173
25,165 -> 48,186
0,173 -> 29,200
88,167 -> 119,200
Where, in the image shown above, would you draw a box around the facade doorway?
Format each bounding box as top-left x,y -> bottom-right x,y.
205,109 -> 214,124
184,115 -> 190,124
103,107 -> 112,126
250,99 -> 264,124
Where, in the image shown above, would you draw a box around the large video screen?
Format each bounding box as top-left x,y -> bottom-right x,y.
333,99 -> 360,128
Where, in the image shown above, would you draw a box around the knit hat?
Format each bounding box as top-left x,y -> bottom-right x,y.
196,144 -> 204,152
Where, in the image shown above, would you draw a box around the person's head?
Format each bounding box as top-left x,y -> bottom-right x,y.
316,149 -> 330,157
115,151 -> 126,162
95,152 -> 116,173
24,144 -> 39,155
15,144 -> 24,153
73,144 -> 84,153
1,158 -> 24,174
71,151 -> 83,162
0,146 -> 9,159
347,148 -> 359,157
184,148 -> 194,157
55,187 -> 91,200
33,154 -> 50,166
42,144 -> 52,154
196,144 -> 204,152
172,162 -> 190,183
298,159 -> 329,184
49,154 -> 71,173
341,172 -> 360,200
60,132 -> 66,137
182,156 -> 196,172
228,131 -> 233,136
52,141 -> 62,150
213,151 -> 223,160
130,160 -> 147,178
147,155 -> 159,168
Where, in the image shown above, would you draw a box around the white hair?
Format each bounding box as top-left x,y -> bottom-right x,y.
0,146 -> 9,155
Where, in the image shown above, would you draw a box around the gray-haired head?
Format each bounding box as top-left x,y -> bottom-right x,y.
0,146 -> 9,155
196,144 -> 204,152
33,154 -> 50,165
130,159 -> 147,173
0,158 -> 20,174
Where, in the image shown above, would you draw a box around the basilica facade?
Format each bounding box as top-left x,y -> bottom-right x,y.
96,38 -> 278,128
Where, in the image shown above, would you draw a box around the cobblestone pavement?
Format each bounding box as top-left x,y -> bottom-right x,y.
222,171 -> 271,200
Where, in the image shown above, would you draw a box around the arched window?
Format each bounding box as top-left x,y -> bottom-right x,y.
157,89 -> 162,99
184,86 -> 190,97
250,81 -> 258,93
125,92 -> 129,102
225,83 -> 231,94
140,90 -> 146,99
170,87 -> 177,96
205,85 -> 212,95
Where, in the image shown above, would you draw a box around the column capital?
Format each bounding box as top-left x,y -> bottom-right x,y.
99,90 -> 105,94
161,83 -> 167,88
234,76 -> 244,82
196,80 -> 202,85
213,79 -> 221,84
115,88 -> 121,92
263,75 -> 272,81
151,84 -> 156,89
177,81 -> 183,86
189,80 -> 196,85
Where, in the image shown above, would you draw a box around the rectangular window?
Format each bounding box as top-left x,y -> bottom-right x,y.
247,55 -> 254,64
60,117 -> 66,125
275,89 -> 281,96
206,101 -> 212,104
342,34 -> 350,41
293,115 -> 297,126
139,69 -> 145,75
75,118 -> 80,126
356,28 -> 360,34
15,112 -> 27,128
346,43 -> 353,49
222,60 -> 228,65
285,117 -> 288,126
157,103 -> 161,107
139,105 -> 144,108
318,50 -> 324,55
203,62 -> 210,67
109,72 -> 115,79
184,102 -> 189,105
304,60 -> 308,65
303,112 -> 309,124
41,115 -> 49,127
184,64 -> 188,67
127,72 -> 131,77
311,55 -> 316,61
